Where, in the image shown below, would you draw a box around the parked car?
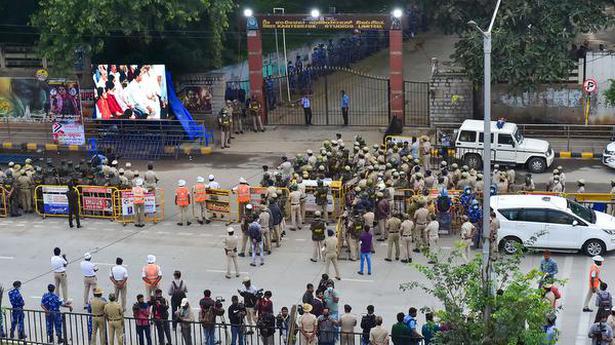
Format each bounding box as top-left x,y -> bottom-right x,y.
454,120 -> 555,173
602,141 -> 615,168
492,194 -> 615,256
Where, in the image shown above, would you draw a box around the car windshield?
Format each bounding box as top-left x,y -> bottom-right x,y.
513,128 -> 523,143
567,199 -> 595,224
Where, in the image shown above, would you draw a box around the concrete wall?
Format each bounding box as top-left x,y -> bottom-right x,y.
429,71 -> 474,124
585,51 -> 615,123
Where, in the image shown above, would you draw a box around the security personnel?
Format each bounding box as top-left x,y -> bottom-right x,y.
118,169 -> 129,189
412,199 -> 429,251
142,255 -> 162,301
310,211 -> 326,262
132,178 -> 146,227
224,227 -> 240,279
551,176 -> 563,193
5,161 -> 15,175
218,107 -> 232,149
323,229 -> 341,280
109,160 -> 119,177
144,162 -> 159,191
23,158 -> 34,173
232,99 -> 244,134
238,204 -> 254,257
124,162 -> 134,181
385,213 -> 402,261
81,252 -> 99,306
104,293 -> 125,345
8,280 -> 26,339
90,287 -> 108,345
193,176 -> 209,224
289,184 -> 302,230
315,179 -> 329,222
5,171 -> 21,217
583,255 -> 604,312
66,181 -> 81,228
41,284 -> 73,344
16,170 -> 33,213
234,177 -> 251,220
248,96 -> 265,132
346,211 -> 363,261
175,179 -> 191,226
400,214 -> 414,263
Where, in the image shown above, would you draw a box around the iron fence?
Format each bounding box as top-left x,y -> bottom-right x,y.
0,308 -> 424,345
404,82 -> 430,127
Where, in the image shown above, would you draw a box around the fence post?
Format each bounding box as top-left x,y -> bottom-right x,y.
324,74 -> 330,125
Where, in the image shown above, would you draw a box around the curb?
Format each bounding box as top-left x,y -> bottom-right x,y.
554,152 -> 602,159
0,142 -> 213,156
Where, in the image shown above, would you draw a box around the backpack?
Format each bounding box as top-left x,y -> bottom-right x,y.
200,307 -> 216,327
437,196 -> 451,212
598,291 -> 612,310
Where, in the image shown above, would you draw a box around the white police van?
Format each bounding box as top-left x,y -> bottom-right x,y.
454,120 -> 555,173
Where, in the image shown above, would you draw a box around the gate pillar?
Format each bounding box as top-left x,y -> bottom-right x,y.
247,28 -> 266,123
389,28 -> 404,124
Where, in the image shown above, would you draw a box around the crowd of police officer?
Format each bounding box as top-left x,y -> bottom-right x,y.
0,157 -> 158,217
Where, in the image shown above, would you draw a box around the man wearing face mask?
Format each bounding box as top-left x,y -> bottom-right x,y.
323,282 -> 340,320
584,256 -> 605,312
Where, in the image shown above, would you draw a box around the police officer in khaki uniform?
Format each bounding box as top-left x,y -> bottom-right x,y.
289,184 -> 302,230
104,293 -> 124,345
400,214 -> 414,263
124,163 -> 134,181
385,213 -> 401,261
90,287 -> 108,345
413,199 -> 429,251
144,162 -> 158,191
17,170 -> 33,213
323,229 -> 341,280
224,227 -> 240,279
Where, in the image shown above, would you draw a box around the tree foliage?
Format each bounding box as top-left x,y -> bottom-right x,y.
30,0 -> 234,73
401,244 -> 561,344
605,80 -> 615,108
420,0 -> 614,91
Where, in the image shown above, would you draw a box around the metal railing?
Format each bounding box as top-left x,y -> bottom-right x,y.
0,308 -> 424,345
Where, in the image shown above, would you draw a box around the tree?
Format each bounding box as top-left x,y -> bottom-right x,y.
420,0 -> 614,91
605,80 -> 615,108
401,244 -> 561,344
30,0 -> 234,73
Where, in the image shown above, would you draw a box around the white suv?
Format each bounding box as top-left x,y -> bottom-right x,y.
454,120 -> 555,173
492,195 -> 615,256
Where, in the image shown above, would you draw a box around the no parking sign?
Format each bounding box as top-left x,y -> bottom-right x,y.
583,78 -> 597,94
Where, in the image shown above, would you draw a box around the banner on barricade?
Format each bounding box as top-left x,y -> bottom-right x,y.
81,186 -> 114,212
206,189 -> 234,219
302,179 -> 334,213
120,190 -> 156,215
42,186 -> 69,214
52,120 -> 85,145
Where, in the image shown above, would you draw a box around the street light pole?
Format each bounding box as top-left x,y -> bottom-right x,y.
273,7 -> 291,103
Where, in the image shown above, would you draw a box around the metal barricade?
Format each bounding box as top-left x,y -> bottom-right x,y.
114,188 -> 165,224
204,188 -> 239,223
34,184 -> 73,218
77,185 -> 119,219
248,186 -> 291,217
0,186 -> 7,217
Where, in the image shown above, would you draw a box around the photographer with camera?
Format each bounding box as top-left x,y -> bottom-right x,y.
199,290 -> 225,345
589,313 -> 613,345
239,277 -> 262,334
228,295 -> 246,345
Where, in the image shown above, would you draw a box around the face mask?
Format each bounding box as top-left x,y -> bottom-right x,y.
327,287 -> 333,292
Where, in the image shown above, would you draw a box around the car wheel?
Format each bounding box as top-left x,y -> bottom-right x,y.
527,157 -> 547,173
463,153 -> 482,170
582,239 -> 606,256
500,236 -> 522,255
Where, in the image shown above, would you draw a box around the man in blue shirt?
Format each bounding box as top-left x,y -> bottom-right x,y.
403,307 -> 423,345
248,215 -> 264,267
9,281 -> 26,339
340,90 -> 350,126
540,250 -> 559,282
41,284 -> 73,343
300,95 -> 312,125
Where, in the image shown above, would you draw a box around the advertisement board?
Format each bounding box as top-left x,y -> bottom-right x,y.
81,187 -> 114,212
120,190 -> 156,215
48,80 -> 82,118
51,119 -> 85,145
42,186 -> 69,214
178,85 -> 213,114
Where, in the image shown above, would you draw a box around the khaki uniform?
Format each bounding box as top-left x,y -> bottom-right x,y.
323,235 -> 341,278
425,220 -> 440,250
489,217 -> 500,261
259,211 -> 272,252
363,212 -> 375,228
339,313 -> 357,345
460,221 -> 475,263
386,217 -> 401,260
224,234 -> 240,278
104,301 -> 124,345
413,207 -> 430,248
289,190 -> 302,229
16,174 -> 33,212
298,313 -> 318,345
400,219 -> 414,261
369,325 -> 389,345
144,170 -> 158,191
91,296 -> 108,345
124,169 -> 134,181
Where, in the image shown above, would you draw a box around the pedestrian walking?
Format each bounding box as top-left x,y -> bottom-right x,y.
168,270 -> 188,332
132,178 -> 146,227
110,257 -> 128,310
358,226 -> 373,275
142,255 -> 162,301
539,250 -> 558,284
81,252 -> 99,307
133,294 -> 153,345
224,226 -> 240,278
50,247 -> 69,300
104,293 -> 125,345
324,229 -> 341,280
584,255 -> 605,312
175,179 -> 191,226
40,284 -> 73,344
176,298 -> 194,345
66,181 -> 81,228
301,94 -> 312,125
340,90 -> 349,126
8,281 -> 26,340
90,287 -> 108,345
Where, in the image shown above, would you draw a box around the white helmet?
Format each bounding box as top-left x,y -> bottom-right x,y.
147,255 -> 156,264
178,179 -> 186,187
197,176 -> 205,183
246,204 -> 253,210
208,174 -> 215,181
239,177 -> 247,184
135,178 -> 144,186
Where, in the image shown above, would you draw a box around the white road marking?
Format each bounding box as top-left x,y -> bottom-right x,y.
206,269 -> 248,274
575,260 -> 593,345
199,233 -> 213,237
0,256 -> 15,260
14,224 -> 26,227
440,246 -> 452,250
157,231 -> 171,235
93,262 -> 117,267
295,239 -> 307,241
341,278 -> 374,283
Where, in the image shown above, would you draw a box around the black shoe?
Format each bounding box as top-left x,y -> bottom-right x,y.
428,260 -> 436,264
267,251 -> 271,255
246,331 -> 254,335
260,262 -> 264,266
357,271 -> 364,275
240,131 -> 244,134
368,272 -> 372,275
583,307 -> 593,312
377,238 -> 385,242
77,225 -> 82,228
238,253 -> 245,257
412,249 -> 420,253
250,263 -> 256,267
335,276 -> 341,280
177,223 -> 183,226
384,258 -> 392,262
401,259 -> 408,263
205,219 -> 211,224
310,259 -> 317,263
69,224 -> 74,228
198,220 -> 204,225
395,258 -> 399,261
187,222 -> 191,226
371,250 -> 376,254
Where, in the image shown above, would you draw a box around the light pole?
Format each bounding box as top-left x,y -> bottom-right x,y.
467,0 -> 502,301
273,7 -> 290,103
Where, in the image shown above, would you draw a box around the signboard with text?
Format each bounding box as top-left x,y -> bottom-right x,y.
257,14 -> 391,30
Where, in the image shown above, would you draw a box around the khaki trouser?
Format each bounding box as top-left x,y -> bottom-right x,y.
252,114 -> 264,131
83,276 -> 98,306
92,316 -> 107,345
461,240 -> 472,263
340,332 -> 355,345
196,201 -> 208,221
114,283 -> 127,311
386,233 -> 400,260
20,189 -> 32,212
301,333 -> 316,345
134,203 -> 145,225
312,241 -> 323,261
233,114 -> 243,133
145,283 -> 159,300
324,253 -> 341,278
423,154 -> 431,171
401,236 -> 412,261
272,224 -> 281,247
179,206 -> 189,225
291,204 -> 302,229
108,320 -> 124,345
318,204 -> 328,221
377,219 -> 387,239
414,224 -> 426,248
226,252 -> 239,277
584,287 -> 597,308
300,200 -> 306,222
53,272 -> 68,300
347,236 -> 358,260
429,237 -> 439,252
262,228 -> 271,252
246,307 -> 256,326
240,232 -> 250,254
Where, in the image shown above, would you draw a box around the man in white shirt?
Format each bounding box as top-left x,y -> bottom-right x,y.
109,257 -> 128,310
207,174 -> 220,189
50,247 -> 68,300
80,252 -> 98,308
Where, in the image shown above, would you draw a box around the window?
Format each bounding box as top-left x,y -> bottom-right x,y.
567,200 -> 595,224
498,134 -> 515,146
458,130 -> 476,143
478,133 -> 494,143
518,209 -> 548,223
546,210 -> 580,225
498,208 -> 521,221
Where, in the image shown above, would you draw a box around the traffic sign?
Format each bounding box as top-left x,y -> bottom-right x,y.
583,78 -> 597,94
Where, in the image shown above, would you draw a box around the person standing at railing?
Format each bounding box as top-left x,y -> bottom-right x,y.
110,257 -> 129,311
150,288 -> 172,345
133,294 -> 153,345
8,280 -> 26,340
104,293 -> 124,345
176,298 -> 194,345
90,287 -> 108,345
133,179 -> 146,228
299,303 -> 318,345
41,284 -> 73,344
229,295 -> 246,345
339,304 -> 357,345
81,252 -> 99,308
391,312 -> 411,345
369,316 -> 389,345
142,255 -> 162,301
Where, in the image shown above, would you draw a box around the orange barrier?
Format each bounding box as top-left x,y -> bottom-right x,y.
114,188 -> 165,224
78,185 -> 119,219
204,188 -> 239,223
